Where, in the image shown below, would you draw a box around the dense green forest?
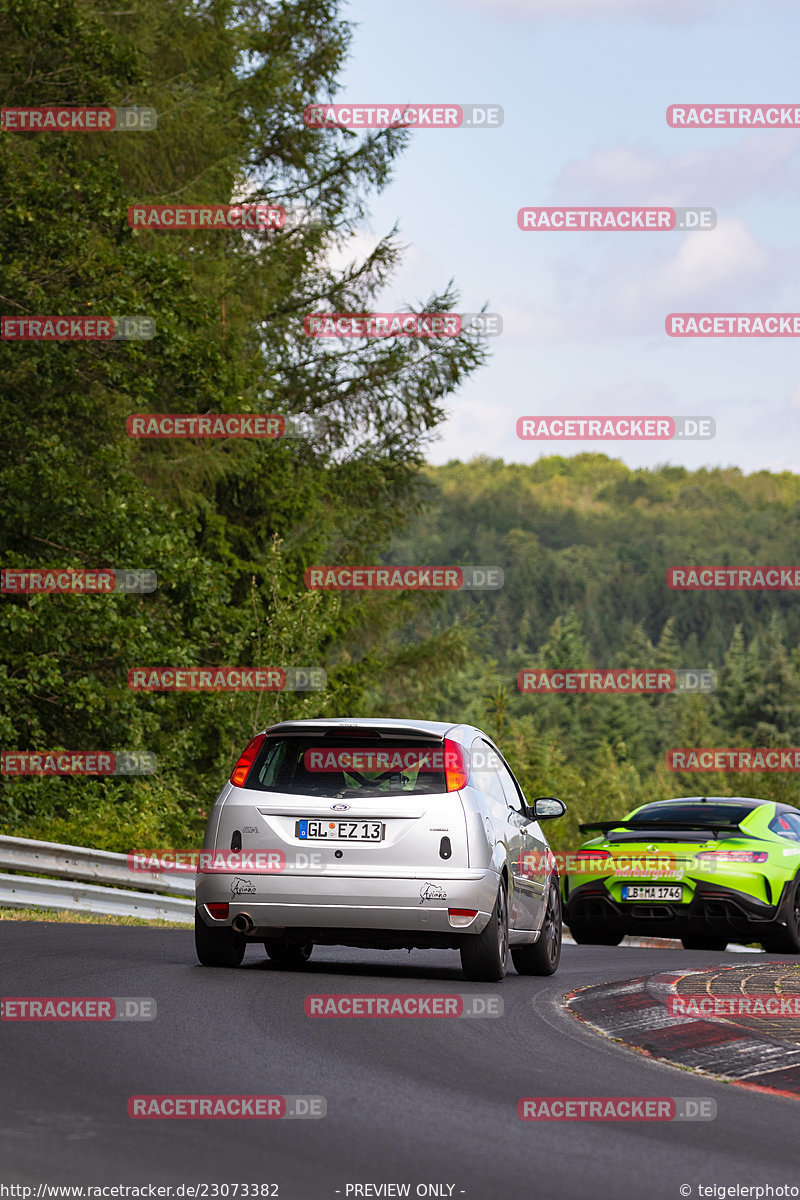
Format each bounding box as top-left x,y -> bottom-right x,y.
0,0 -> 487,847
386,456 -> 800,848
2,2 -> 799,856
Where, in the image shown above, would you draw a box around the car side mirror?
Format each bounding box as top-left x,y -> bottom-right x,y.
530,796 -> 566,821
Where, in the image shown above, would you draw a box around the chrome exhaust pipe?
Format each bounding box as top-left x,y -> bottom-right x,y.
232,913 -> 255,934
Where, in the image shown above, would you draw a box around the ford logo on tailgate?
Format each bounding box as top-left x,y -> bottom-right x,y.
331,803 -> 350,811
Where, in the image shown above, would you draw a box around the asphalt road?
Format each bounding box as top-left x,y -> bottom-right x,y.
1,922 -> 798,1199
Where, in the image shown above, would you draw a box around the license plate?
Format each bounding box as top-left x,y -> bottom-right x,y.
296,819 -> 384,842
621,885 -> 682,901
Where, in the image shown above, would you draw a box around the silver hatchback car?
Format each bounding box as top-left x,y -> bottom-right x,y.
195,718 -> 566,980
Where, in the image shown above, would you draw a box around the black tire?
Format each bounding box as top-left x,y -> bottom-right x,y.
512,880 -> 562,976
681,934 -> 729,951
567,920 -> 624,946
760,878 -> 800,954
195,910 -> 245,967
264,938 -> 313,968
460,879 -> 509,982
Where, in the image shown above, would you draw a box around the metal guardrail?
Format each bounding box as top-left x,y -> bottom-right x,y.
0,872 -> 194,922
0,835 -> 766,943
0,835 -> 195,922
0,834 -> 195,893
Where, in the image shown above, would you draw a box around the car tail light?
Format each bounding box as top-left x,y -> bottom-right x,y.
695,850 -> 768,863
205,902 -> 229,920
230,734 -> 265,787
449,908 -> 477,927
444,739 -> 469,791
572,849 -> 612,873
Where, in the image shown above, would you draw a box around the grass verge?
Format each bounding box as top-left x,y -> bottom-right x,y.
0,905 -> 188,929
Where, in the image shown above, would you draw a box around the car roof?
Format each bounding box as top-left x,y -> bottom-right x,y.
262,717 -> 461,738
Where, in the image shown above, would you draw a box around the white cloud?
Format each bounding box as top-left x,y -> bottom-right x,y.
495,220 -> 795,342
554,136 -> 800,207
446,0 -> 726,22
323,229 -> 386,275
500,302 -> 573,342
617,219 -> 776,315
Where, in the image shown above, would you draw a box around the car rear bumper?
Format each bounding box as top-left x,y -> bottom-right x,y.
196,868 -> 500,935
564,877 -> 795,940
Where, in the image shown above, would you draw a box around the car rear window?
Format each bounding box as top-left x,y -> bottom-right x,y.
628,801 -> 758,827
244,736 -> 448,796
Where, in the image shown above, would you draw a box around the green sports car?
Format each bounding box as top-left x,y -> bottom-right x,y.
563,796 -> 800,952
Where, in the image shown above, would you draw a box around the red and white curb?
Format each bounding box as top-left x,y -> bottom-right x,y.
565,968 -> 800,1099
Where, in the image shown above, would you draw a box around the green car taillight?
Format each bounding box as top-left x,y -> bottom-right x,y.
695,850 -> 768,863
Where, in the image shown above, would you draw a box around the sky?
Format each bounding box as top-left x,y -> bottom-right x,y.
328,0 -> 800,473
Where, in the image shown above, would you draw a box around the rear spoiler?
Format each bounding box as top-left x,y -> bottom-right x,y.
264,724 -> 450,743
579,820 -> 744,840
